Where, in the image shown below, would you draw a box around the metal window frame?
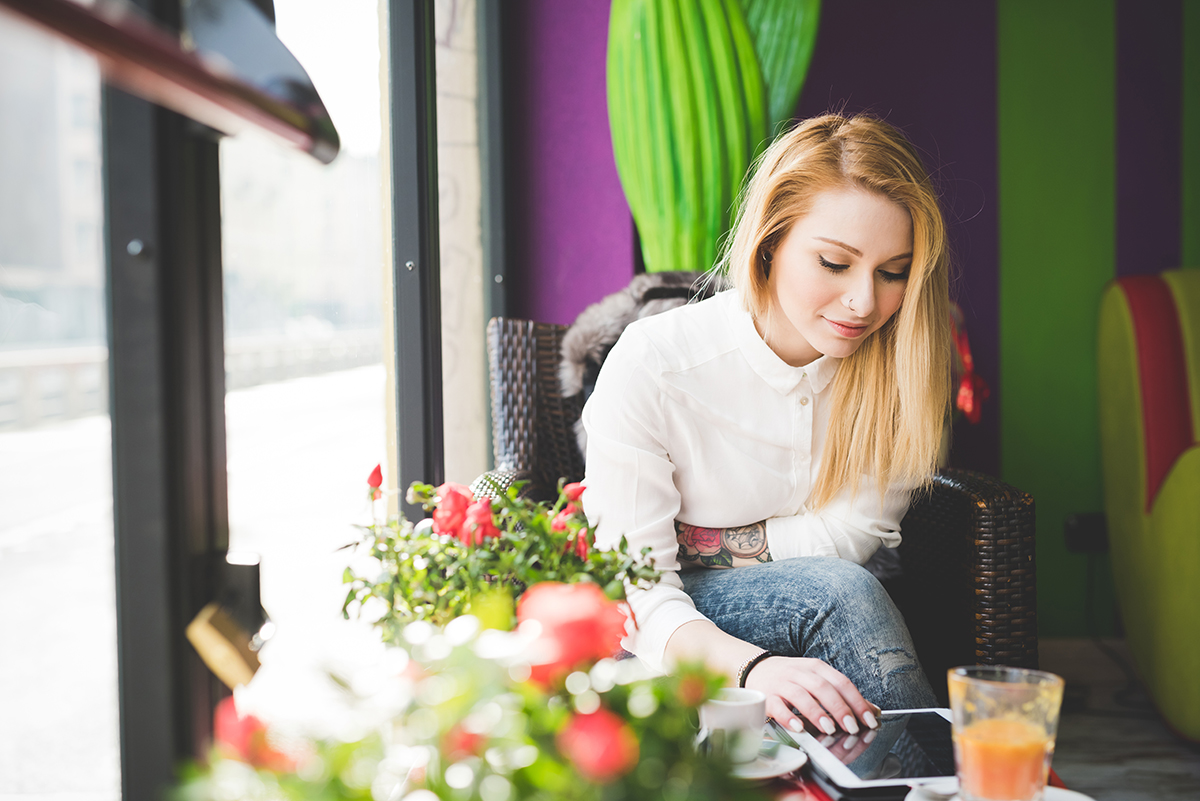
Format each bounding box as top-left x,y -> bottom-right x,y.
389,0 -> 444,517
104,84 -> 229,798
477,0 -> 508,469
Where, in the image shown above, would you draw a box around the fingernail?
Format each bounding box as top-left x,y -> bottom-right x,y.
788,718 -> 803,732
842,715 -> 860,735
863,728 -> 877,744
842,734 -> 858,749
863,711 -> 878,729
820,716 -> 836,735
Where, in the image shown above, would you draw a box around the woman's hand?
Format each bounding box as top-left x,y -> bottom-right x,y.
675,520 -> 773,569
744,655 -> 881,736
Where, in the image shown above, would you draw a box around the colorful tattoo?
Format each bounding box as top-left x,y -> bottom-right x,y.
676,521 -> 772,569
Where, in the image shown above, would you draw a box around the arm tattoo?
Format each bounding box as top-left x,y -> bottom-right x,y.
675,520 -> 772,570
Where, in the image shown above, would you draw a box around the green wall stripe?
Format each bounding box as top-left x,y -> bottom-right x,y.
1185,0 -> 1200,267
998,0 -> 1116,636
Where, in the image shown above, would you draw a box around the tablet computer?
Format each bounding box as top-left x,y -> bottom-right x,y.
787,708 -> 956,796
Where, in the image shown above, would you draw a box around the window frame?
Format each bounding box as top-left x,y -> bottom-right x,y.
96,0 -> 446,792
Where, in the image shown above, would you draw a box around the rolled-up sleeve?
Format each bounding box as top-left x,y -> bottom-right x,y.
581,328 -> 708,674
764,476 -> 912,564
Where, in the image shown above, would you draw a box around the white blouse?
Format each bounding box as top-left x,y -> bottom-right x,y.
581,289 -> 912,674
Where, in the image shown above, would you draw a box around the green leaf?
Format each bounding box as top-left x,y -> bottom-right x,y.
741,0 -> 821,129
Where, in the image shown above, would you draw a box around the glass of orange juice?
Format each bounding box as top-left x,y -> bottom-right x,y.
947,666 -> 1065,801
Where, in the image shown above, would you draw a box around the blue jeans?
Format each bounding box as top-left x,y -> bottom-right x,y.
680,556 -> 936,711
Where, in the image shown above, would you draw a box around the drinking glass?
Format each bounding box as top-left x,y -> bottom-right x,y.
947,666 -> 1065,801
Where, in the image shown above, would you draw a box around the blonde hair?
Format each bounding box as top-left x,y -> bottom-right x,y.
721,113 -> 952,508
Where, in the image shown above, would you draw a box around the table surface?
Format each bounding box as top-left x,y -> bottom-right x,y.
770,767 -> 1070,800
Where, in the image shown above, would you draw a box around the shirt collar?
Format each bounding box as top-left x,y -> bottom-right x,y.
721,290 -> 841,395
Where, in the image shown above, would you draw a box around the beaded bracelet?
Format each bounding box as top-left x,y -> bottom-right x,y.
737,650 -> 780,688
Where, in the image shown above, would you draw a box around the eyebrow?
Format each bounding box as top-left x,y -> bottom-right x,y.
814,237 -> 912,262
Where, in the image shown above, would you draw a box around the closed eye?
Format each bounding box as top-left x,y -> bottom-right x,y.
879,268 -> 909,283
817,255 -> 847,272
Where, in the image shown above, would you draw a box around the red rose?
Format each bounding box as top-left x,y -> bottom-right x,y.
563,482 -> 586,502
213,696 -> 294,772
683,525 -> 722,556
463,498 -> 499,545
551,510 -> 571,532
557,707 -> 639,783
367,464 -> 383,501
433,482 -> 473,541
517,582 -> 627,686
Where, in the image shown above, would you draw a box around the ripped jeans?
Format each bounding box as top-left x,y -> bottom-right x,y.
680,556 -> 937,711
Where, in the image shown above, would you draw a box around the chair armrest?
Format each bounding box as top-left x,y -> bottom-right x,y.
469,468 -> 560,504
891,469 -> 1037,702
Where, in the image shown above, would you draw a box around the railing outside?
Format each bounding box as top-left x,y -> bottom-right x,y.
0,328 -> 381,430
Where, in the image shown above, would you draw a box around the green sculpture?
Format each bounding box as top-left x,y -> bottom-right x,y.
607,0 -> 821,274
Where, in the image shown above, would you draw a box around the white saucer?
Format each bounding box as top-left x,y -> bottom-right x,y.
906,780 -> 1095,801
731,741 -> 809,781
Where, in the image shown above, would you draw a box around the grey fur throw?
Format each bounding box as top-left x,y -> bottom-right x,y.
560,272 -> 725,398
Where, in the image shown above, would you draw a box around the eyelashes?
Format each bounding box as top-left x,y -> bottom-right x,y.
817,254 -> 909,283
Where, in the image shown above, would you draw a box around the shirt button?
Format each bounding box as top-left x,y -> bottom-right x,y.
799,396 -> 809,406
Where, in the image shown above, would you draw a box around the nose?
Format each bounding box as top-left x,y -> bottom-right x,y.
845,272 -> 876,318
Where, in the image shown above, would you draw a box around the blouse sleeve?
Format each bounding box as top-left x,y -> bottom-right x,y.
580,326 -> 709,674
763,475 -> 913,564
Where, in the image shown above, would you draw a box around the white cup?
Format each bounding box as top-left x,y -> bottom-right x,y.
698,687 -> 767,764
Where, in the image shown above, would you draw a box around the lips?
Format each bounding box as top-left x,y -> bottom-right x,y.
824,317 -> 869,338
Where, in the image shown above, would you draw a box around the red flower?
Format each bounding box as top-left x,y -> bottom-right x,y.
680,525 -> 722,556
557,707 -> 639,783
551,502 -> 582,532
563,482 -> 586,502
575,528 -> 589,560
951,305 -> 990,425
463,498 -> 500,546
677,674 -> 707,707
213,696 -> 294,772
517,582 -> 627,686
433,482 -> 473,541
442,723 -> 487,760
957,372 -> 990,424
367,464 -> 383,501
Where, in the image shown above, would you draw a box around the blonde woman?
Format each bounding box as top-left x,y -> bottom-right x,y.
582,114 -> 951,737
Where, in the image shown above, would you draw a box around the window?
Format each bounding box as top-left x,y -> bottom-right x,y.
0,17 -> 119,801
220,0 -> 391,712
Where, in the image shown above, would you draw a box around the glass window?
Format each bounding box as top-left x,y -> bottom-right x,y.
220,0 -> 391,715
223,0 -> 489,725
0,16 -> 119,801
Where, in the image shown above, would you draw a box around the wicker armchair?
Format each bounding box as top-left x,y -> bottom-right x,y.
473,317 -> 1038,703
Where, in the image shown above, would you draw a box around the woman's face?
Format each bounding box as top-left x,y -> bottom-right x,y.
763,187 -> 913,367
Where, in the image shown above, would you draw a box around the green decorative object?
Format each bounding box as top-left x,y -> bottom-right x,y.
607,0 -> 821,274
743,0 -> 821,130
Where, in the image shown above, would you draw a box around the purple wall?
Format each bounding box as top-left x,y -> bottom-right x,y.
793,1 -> 1000,474
503,0 -> 1001,472
503,0 -> 634,326
1116,0 -> 1183,277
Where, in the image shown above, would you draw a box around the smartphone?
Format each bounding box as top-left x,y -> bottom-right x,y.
793,708 -> 956,797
